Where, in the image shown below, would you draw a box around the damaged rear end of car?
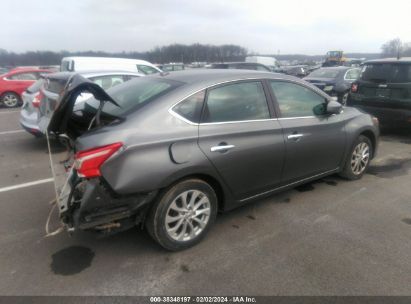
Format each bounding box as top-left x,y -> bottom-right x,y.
46,74 -> 176,236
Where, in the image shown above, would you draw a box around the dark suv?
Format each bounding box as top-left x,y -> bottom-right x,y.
348,58 -> 411,127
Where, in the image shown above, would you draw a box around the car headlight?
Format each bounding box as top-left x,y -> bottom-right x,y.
324,85 -> 334,91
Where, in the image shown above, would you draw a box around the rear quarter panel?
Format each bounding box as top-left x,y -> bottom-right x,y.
76,97 -> 234,205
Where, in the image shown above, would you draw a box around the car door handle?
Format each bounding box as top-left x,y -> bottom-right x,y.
287,134 -> 304,140
210,144 -> 235,152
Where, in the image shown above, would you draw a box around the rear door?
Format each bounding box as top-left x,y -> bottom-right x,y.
268,80 -> 346,183
198,80 -> 285,201
7,72 -> 38,95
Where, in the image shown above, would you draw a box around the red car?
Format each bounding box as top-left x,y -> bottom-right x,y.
0,68 -> 52,108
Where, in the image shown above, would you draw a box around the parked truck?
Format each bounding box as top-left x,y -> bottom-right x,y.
322,51 -> 347,67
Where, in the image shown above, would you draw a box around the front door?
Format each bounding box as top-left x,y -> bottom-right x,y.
198,80 -> 285,201
268,80 -> 346,183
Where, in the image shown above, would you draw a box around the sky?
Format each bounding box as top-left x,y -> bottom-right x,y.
1,0 -> 410,55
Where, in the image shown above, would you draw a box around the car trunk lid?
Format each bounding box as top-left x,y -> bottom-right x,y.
304,77 -> 336,90
39,74 -> 119,138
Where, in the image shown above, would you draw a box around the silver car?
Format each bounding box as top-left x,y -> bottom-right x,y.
46,70 -> 379,251
20,70 -> 143,137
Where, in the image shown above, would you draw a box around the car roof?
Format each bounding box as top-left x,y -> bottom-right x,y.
365,57 -> 411,64
7,68 -> 52,74
317,66 -> 352,70
43,70 -> 143,80
61,56 -> 153,65
152,69 -> 298,86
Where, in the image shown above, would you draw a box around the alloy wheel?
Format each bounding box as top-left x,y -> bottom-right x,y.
342,93 -> 349,106
351,142 -> 370,175
2,94 -> 19,107
165,190 -> 211,242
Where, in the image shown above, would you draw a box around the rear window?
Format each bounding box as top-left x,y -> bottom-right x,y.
86,77 -> 183,117
46,79 -> 67,94
308,69 -> 340,78
361,63 -> 411,83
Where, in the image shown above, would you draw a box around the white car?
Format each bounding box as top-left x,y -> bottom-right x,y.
60,57 -> 162,75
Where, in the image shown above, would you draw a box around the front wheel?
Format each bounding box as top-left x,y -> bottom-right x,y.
339,135 -> 372,180
145,179 -> 218,251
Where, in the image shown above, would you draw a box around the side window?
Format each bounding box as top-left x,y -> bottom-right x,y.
270,81 -> 326,118
235,64 -> 257,70
256,65 -> 270,71
163,65 -> 174,72
9,72 -> 37,80
137,65 -> 159,75
345,69 -> 361,80
203,81 -> 270,123
172,90 -> 205,123
110,75 -> 125,87
123,75 -> 140,81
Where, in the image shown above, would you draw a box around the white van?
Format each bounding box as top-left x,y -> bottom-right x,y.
245,56 -> 279,71
60,57 -> 162,75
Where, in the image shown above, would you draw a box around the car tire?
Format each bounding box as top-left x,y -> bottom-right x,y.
1,92 -> 21,108
338,92 -> 349,106
145,179 -> 218,251
339,135 -> 372,180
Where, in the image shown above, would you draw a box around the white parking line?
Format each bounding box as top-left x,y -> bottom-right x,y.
0,178 -> 53,193
0,130 -> 25,135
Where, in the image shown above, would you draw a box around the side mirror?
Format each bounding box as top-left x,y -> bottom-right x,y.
326,99 -> 343,115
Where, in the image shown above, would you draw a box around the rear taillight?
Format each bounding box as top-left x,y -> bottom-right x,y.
74,142 -> 123,178
351,83 -> 359,93
32,92 -> 44,108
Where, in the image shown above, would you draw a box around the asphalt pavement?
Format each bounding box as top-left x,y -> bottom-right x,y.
0,108 -> 410,296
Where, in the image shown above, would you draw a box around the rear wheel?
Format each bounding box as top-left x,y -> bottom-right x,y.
339,135 -> 372,180
1,92 -> 20,108
146,179 -> 218,251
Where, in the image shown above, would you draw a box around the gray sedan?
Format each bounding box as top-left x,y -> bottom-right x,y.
47,70 -> 379,251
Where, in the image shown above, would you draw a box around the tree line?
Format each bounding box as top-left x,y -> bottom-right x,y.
0,43 -> 248,67
381,38 -> 411,58
1,40 -> 408,68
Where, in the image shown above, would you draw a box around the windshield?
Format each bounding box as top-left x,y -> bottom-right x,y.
85,77 -> 183,117
308,68 -> 341,78
361,63 -> 411,83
